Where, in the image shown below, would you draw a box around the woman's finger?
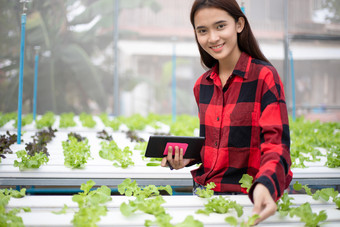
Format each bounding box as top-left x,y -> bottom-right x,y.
160,157 -> 168,167
174,146 -> 180,163
253,202 -> 277,225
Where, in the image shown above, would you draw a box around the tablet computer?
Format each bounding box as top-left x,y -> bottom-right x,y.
145,135 -> 205,159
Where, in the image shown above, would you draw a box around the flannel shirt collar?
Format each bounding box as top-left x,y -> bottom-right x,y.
206,52 -> 251,81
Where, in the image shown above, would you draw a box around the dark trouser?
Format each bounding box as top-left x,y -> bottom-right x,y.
192,180 -> 244,196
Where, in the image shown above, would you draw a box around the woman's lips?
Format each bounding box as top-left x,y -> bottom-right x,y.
210,43 -> 224,52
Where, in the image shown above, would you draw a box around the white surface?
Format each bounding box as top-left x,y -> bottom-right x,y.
1,120 -> 340,187
5,195 -> 340,227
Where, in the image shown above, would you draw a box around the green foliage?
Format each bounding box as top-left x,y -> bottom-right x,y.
276,192 -> 295,216
173,215 -> 203,227
170,115 -> 199,136
62,136 -> 91,168
118,114 -> 149,131
0,112 -> 17,127
118,178 -> 175,226
196,196 -> 243,217
54,180 -> 112,227
14,150 -> 49,170
79,112 -> 96,128
59,112 -> 76,128
289,117 -> 339,168
99,113 -> 121,131
119,178 -> 201,227
241,214 -> 260,227
326,148 -> 340,168
277,184 -> 330,226
293,181 -> 340,208
14,114 -> 33,128
239,174 -> 253,193
289,203 -> 327,227
118,178 -> 172,198
99,140 -> 134,168
36,112 -> 56,129
225,214 -> 260,227
0,188 -> 30,227
195,182 -> 216,198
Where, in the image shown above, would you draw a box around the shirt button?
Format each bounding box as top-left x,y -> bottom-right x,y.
215,141 -> 218,147
217,117 -> 220,121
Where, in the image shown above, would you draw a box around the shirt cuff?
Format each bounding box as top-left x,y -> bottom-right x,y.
248,175 -> 276,203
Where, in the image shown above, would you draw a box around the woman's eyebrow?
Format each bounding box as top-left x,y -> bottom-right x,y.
196,20 -> 227,29
214,20 -> 227,25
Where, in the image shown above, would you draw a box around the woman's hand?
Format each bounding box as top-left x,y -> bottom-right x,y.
160,146 -> 193,170
252,183 -> 277,225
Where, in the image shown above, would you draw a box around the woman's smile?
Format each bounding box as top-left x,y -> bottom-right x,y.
210,43 -> 225,52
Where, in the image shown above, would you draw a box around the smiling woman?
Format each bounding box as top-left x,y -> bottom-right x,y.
161,0 -> 293,225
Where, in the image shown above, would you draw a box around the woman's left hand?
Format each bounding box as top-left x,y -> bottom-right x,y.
252,183 -> 277,225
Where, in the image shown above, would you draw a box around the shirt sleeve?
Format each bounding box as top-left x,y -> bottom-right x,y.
248,67 -> 293,202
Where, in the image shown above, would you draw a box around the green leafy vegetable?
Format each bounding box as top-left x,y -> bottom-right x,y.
196,196 -> 243,217
294,181 -> 339,206
79,112 -> 96,128
0,188 -> 30,227
0,112 -> 17,127
225,216 -> 238,226
289,117 -> 339,168
239,174 -> 253,193
14,150 -> 49,170
36,111 -> 55,129
59,112 -> 76,128
174,215 -> 204,227
276,192 -> 295,216
54,180 -> 112,227
99,140 -> 134,168
195,182 -> 216,198
169,114 -> 199,136
14,113 -> 33,128
99,113 -> 121,131
289,202 -> 327,227
240,214 -> 260,227
62,136 -> 91,168
67,132 -> 86,142
118,178 -> 172,198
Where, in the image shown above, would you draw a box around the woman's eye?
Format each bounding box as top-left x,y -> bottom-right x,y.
197,29 -> 207,34
217,24 -> 225,29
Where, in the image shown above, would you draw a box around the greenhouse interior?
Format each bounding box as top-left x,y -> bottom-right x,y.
0,0 -> 339,226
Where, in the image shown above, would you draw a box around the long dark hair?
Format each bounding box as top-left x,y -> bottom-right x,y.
190,0 -> 270,69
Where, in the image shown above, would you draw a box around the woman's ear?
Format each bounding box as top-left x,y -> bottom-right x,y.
236,17 -> 245,33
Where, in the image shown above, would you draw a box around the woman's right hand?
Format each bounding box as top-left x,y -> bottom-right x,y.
160,146 -> 193,170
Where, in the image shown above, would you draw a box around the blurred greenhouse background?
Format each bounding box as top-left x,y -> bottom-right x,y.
0,0 -> 339,121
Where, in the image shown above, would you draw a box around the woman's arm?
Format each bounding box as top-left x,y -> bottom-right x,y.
249,67 -> 292,203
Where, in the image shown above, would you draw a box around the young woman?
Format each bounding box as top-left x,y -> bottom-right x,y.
161,0 -> 292,224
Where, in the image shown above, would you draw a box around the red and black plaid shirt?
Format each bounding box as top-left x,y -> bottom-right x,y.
191,52 -> 292,201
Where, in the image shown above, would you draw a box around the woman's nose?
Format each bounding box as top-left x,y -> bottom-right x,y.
208,31 -> 220,43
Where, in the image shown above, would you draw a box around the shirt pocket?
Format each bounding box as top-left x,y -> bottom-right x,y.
227,111 -> 259,148
229,111 -> 254,126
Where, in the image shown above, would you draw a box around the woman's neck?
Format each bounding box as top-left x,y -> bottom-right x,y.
218,49 -> 242,86
218,49 -> 242,76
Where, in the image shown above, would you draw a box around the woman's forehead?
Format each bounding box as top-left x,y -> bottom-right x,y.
194,7 -> 233,27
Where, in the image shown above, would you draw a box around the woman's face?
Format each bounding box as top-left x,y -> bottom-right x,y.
194,7 -> 244,63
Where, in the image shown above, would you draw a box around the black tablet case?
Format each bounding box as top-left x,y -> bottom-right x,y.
145,135 -> 205,159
